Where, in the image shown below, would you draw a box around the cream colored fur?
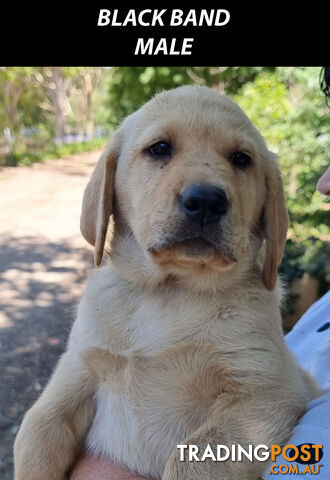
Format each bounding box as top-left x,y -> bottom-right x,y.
14,86 -> 320,480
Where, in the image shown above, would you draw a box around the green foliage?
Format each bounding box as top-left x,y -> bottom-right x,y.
107,67 -> 275,125
0,67 -> 110,149
186,66 -> 275,93
235,68 -> 329,313
0,67 -> 46,139
3,138 -> 108,167
107,67 -> 193,125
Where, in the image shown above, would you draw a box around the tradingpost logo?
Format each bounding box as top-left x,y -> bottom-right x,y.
268,443 -> 324,476
177,443 -> 324,475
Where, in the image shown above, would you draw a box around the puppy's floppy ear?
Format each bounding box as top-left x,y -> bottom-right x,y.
262,156 -> 289,290
80,130 -> 121,266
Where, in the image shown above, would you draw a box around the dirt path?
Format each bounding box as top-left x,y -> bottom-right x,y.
0,151 -> 100,479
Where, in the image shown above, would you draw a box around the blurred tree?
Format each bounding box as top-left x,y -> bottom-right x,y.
0,67 -> 48,157
80,68 -> 103,138
107,67 -> 192,125
39,67 -> 73,141
0,67 -> 110,148
235,69 -> 329,233
235,68 -> 329,310
107,66 -> 275,125
41,67 -> 109,139
70,67 -> 106,138
0,67 -> 40,136
186,66 -> 275,93
52,67 -> 70,139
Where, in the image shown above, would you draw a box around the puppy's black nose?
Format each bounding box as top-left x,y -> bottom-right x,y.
180,183 -> 228,225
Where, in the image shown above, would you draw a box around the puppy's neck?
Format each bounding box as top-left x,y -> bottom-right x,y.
108,228 -> 263,296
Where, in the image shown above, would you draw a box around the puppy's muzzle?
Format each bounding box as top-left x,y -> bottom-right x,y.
179,183 -> 228,227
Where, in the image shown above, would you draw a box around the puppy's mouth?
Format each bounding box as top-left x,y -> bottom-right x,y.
172,237 -> 216,257
148,236 -> 237,271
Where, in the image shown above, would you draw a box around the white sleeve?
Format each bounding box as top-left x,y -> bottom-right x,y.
285,291 -> 330,389
263,291 -> 330,479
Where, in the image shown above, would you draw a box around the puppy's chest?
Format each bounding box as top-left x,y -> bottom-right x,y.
86,316 -> 241,478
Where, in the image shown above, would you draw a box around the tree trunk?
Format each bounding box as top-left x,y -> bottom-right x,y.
84,72 -> 94,139
4,80 -> 29,158
53,67 -> 68,140
4,82 -> 23,136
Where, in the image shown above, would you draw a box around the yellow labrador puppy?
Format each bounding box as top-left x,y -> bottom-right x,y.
14,86 -> 319,480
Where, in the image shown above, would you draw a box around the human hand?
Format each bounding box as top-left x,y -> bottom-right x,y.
70,454 -> 150,480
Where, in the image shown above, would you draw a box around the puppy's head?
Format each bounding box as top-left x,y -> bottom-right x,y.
81,86 -> 288,291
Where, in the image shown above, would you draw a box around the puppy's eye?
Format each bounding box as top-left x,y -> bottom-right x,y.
147,141 -> 172,158
229,152 -> 251,168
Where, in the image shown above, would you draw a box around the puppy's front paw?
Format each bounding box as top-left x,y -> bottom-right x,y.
14,409 -> 70,480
